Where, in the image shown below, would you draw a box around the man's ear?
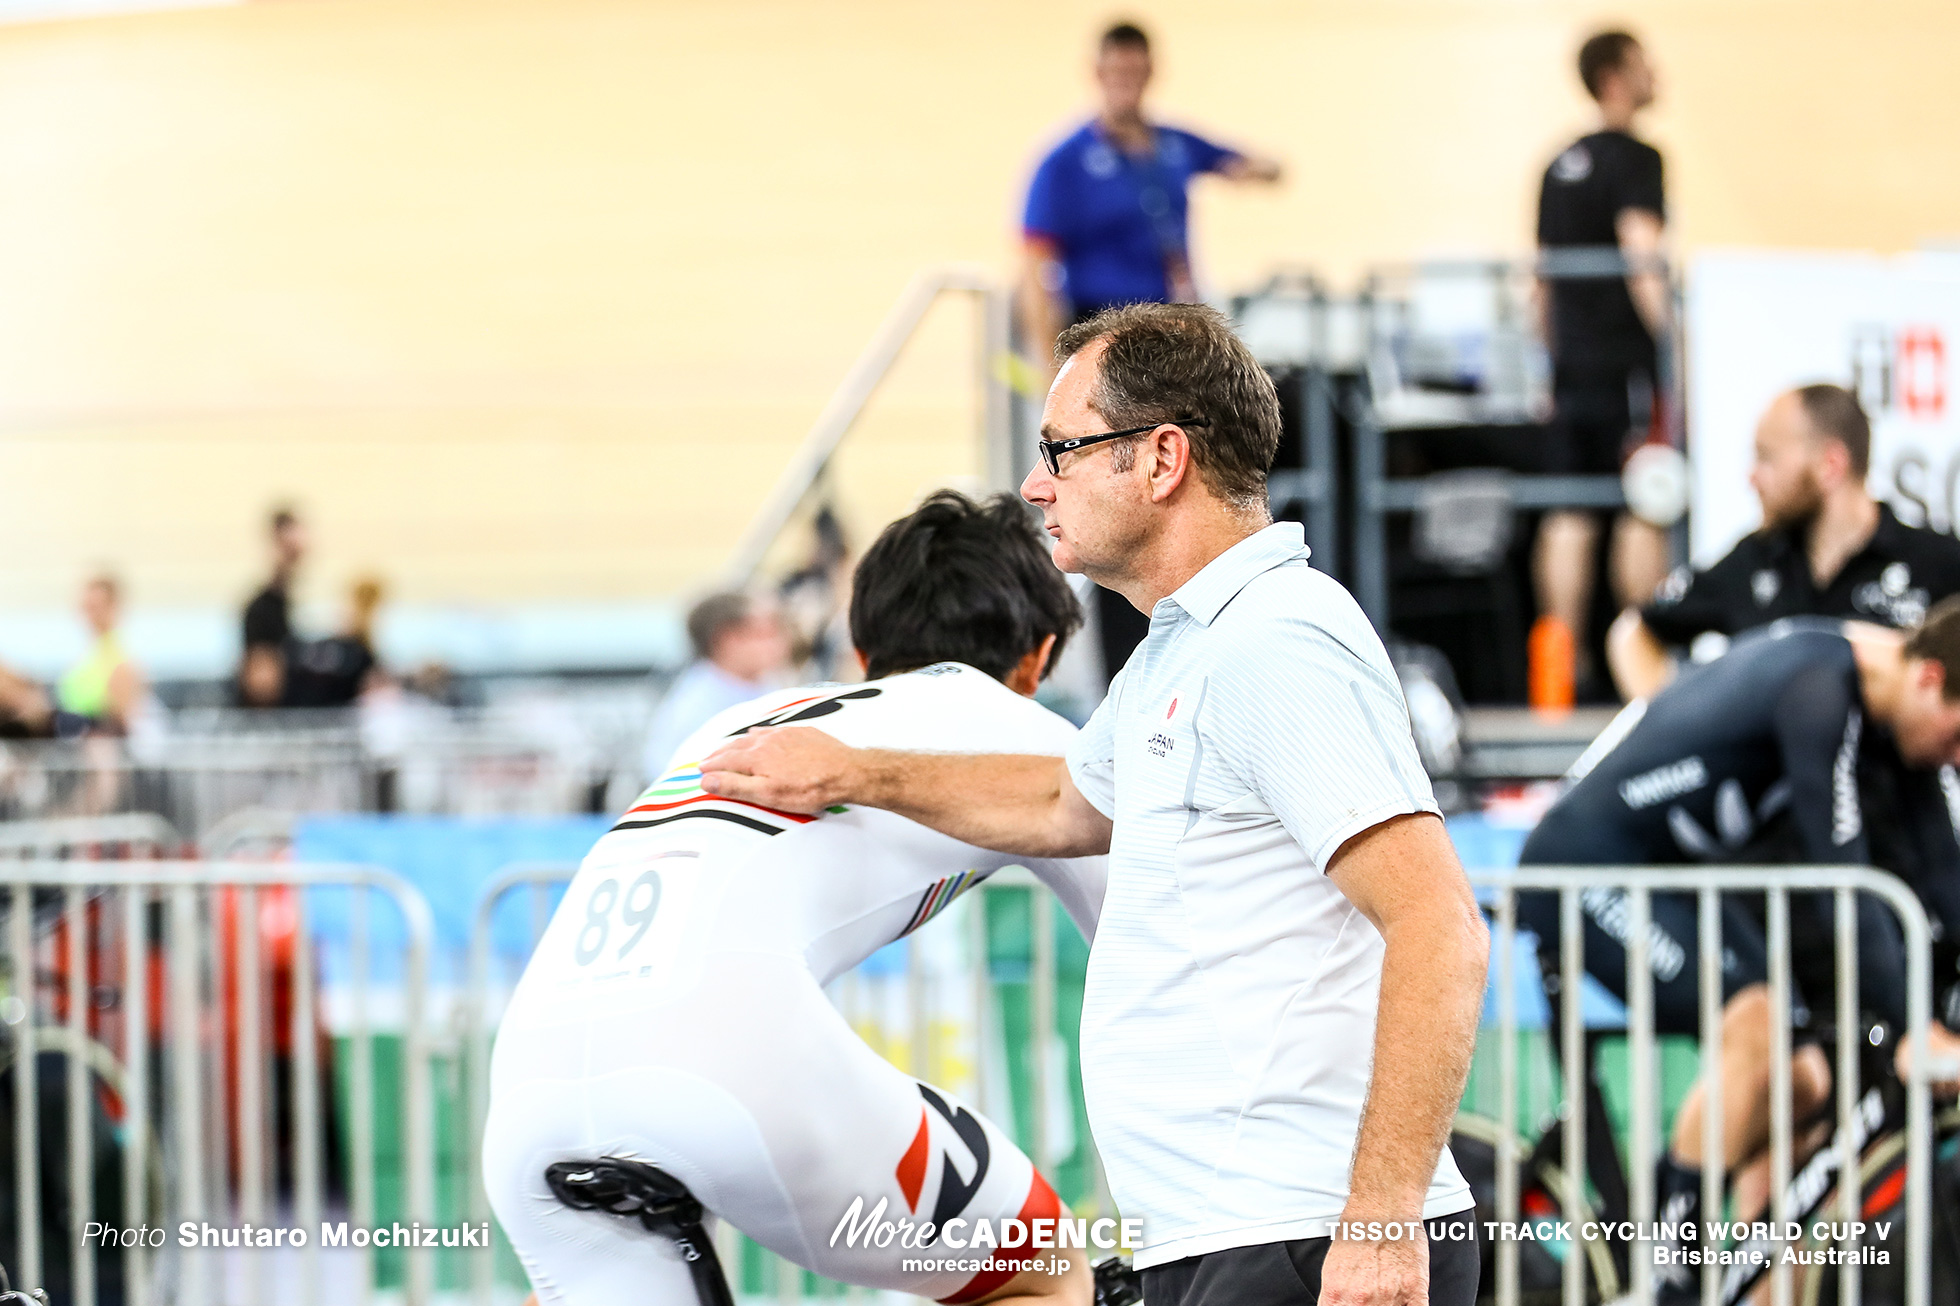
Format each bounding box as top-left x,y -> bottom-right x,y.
1918,656 -> 1948,697
1004,634 -> 1059,698
1814,437 -> 1854,491
1144,425 -> 1193,504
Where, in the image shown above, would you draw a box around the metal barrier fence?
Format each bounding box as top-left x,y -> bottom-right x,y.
5,850 -> 1947,1305
1473,866 -> 1939,1306
0,692 -> 655,843
0,736 -> 371,843
0,814 -> 184,860
0,860 -> 434,1306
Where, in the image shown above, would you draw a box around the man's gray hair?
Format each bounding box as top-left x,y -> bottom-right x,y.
1055,303 -> 1281,509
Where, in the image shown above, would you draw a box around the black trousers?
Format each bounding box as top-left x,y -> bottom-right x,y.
1142,1216 -> 1481,1306
1544,358 -> 1655,475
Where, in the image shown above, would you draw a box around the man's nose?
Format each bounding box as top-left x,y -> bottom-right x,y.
1021,462 -> 1053,506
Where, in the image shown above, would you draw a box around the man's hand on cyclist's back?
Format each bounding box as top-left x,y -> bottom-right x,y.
702,725 -> 860,815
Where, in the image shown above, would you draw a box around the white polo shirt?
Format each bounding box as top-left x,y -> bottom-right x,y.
1066,522 -> 1471,1270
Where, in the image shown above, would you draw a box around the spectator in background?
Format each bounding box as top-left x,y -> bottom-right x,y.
641,592 -> 792,781
1608,384 -> 1960,699
1532,30 -> 1672,697
56,574 -> 146,735
239,506 -> 307,707
288,574 -> 385,708
1021,20 -> 1280,678
0,576 -> 149,741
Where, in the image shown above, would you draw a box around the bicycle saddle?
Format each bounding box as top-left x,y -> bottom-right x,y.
1093,1254 -> 1144,1306
544,1158 -> 735,1306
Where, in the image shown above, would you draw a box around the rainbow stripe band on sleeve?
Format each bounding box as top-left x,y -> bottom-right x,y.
900,868 -> 991,936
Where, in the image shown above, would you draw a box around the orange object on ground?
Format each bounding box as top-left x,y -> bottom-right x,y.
1529,615 -> 1576,713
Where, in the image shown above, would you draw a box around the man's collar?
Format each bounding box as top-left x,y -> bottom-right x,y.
1868,501 -> 1905,553
1162,522 -> 1310,626
1773,498 -> 1892,559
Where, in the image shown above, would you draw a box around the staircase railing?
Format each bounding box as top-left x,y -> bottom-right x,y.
722,265 -> 1013,585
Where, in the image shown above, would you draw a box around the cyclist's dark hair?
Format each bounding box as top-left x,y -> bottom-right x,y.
1577,31 -> 1639,100
1100,21 -> 1149,54
1795,383 -> 1871,478
1906,597 -> 1960,701
850,491 -> 1081,683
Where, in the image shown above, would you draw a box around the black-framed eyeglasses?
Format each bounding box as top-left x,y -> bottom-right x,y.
1037,416 -> 1208,476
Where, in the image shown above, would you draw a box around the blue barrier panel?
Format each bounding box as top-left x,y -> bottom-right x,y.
294,814 -> 609,982
1449,811 -> 1628,1030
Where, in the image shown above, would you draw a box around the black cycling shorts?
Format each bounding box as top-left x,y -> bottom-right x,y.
1542,360 -> 1654,477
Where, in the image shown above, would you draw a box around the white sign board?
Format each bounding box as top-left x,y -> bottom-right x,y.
1687,250 -> 1960,563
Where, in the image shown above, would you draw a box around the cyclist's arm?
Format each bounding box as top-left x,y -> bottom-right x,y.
1844,891 -> 1910,1032
1773,670 -> 1915,1028
699,726 -> 1113,859
1772,665 -> 1869,866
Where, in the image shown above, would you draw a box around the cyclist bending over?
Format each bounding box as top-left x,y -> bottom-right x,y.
483,493 -> 1104,1306
1517,609 -> 1960,1287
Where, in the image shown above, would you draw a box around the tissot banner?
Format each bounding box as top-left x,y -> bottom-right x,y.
1687,250 -> 1960,562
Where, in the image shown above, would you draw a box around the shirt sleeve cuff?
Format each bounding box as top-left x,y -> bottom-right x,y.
1065,754 -> 1118,820
1307,796 -> 1443,875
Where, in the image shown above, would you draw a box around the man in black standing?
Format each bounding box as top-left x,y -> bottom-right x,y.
1532,30 -> 1671,693
238,506 -> 306,707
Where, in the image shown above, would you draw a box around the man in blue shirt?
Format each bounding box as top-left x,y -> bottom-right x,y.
1020,22 -> 1280,371
1021,22 -> 1280,676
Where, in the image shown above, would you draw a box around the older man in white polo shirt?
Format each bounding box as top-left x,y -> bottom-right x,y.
703,303 -> 1488,1306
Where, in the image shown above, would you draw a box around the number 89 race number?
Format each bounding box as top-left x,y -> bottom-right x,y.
573,868 -> 662,966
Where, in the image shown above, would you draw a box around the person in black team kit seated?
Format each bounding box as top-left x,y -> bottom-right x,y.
1519,611 -> 1960,1294
1532,29 -> 1673,693
1609,383 -> 1960,699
